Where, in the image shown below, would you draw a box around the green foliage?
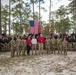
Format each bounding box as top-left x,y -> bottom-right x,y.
55,17 -> 71,33
11,0 -> 31,34
1,5 -> 9,34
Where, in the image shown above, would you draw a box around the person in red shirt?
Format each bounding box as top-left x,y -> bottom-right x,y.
38,33 -> 45,54
26,36 -> 32,55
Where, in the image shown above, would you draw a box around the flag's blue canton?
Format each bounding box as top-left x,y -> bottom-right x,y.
40,21 -> 42,25
30,20 -> 34,27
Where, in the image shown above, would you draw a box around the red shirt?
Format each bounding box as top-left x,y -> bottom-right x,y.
38,36 -> 44,43
26,40 -> 32,46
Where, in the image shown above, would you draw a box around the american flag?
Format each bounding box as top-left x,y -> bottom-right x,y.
30,20 -> 34,34
29,20 -> 39,34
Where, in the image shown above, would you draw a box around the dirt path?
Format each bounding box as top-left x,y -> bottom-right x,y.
0,51 -> 76,75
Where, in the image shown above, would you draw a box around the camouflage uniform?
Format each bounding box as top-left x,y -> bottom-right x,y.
68,37 -> 73,51
17,39 -> 25,56
72,37 -> 76,51
51,36 -> 56,54
16,38 -> 21,56
10,39 -> 17,57
45,38 -> 51,54
62,38 -> 68,55
57,37 -> 62,54
21,39 -> 26,56
73,42 -> 76,50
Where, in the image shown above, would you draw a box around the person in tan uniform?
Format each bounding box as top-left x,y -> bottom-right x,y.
21,37 -> 26,56
72,36 -> 76,51
57,36 -> 62,54
51,36 -> 56,54
45,36 -> 51,54
10,36 -> 17,57
68,36 -> 73,51
16,36 -> 20,56
62,37 -> 68,55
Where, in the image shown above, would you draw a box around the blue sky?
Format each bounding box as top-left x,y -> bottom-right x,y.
1,0 -> 70,21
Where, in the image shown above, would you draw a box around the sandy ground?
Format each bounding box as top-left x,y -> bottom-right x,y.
0,51 -> 76,75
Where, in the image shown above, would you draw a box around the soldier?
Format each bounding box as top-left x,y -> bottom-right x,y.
31,35 -> 37,55
57,36 -> 62,54
51,36 -> 56,54
72,36 -> 76,51
45,36 -> 51,54
4,37 -> 9,50
68,36 -> 73,51
1,37 -> 6,51
10,36 -> 17,57
16,36 -> 21,56
16,36 -> 23,56
7,36 -> 12,51
21,37 -> 26,56
0,35 -> 4,51
62,37 -> 68,55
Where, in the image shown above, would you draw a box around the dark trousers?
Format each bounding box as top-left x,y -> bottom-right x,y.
26,45 -> 31,55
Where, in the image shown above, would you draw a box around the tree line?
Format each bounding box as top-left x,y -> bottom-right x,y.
0,0 -> 76,36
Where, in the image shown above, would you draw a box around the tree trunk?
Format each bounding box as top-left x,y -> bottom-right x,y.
0,0 -> 2,35
49,0 -> 51,35
74,0 -> 76,32
4,21 -> 7,34
33,0 -> 35,20
73,0 -> 76,32
49,0 -> 51,24
19,0 -> 22,35
9,0 -> 11,36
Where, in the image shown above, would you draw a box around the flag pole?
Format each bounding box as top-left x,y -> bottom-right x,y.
39,0 -> 41,34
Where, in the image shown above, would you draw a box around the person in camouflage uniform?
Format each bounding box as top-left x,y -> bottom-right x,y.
51,36 -> 56,54
72,36 -> 76,51
62,37 -> 68,55
10,36 -> 17,57
16,36 -> 26,56
57,36 -> 62,54
21,37 -> 26,56
45,36 -> 51,54
16,36 -> 25,56
68,36 -> 73,51
16,36 -> 20,56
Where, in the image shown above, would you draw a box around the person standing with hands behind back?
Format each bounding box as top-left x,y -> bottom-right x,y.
38,33 -> 45,54
26,36 -> 32,55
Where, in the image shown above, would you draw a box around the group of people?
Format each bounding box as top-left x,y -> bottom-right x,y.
0,33 -> 76,57
10,33 -> 45,57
